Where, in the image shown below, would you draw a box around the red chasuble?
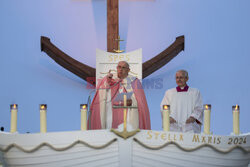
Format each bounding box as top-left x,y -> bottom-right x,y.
88,76 -> 151,130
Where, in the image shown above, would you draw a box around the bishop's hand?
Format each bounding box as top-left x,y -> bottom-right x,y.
186,116 -> 196,124
170,117 -> 176,124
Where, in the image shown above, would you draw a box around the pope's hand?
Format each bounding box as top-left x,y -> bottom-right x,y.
127,99 -> 132,106
186,116 -> 196,124
170,117 -> 176,124
107,70 -> 113,79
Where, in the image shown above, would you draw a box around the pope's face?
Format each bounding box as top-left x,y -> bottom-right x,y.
117,62 -> 130,79
175,71 -> 188,87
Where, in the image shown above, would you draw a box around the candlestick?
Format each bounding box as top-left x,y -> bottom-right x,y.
123,94 -> 127,131
80,104 -> 88,131
162,105 -> 170,131
40,104 -> 47,133
10,104 -> 18,133
232,105 -> 240,135
203,104 -> 211,134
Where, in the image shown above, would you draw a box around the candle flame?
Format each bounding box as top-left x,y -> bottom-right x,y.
205,105 -> 208,110
163,105 -> 168,110
82,105 -> 87,109
235,104 -> 238,110
40,105 -> 45,110
13,104 -> 17,109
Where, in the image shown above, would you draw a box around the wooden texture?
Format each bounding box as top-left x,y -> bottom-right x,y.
107,0 -> 119,52
40,35 -> 184,86
142,35 -> 184,78
40,1 -> 184,86
40,36 -> 96,82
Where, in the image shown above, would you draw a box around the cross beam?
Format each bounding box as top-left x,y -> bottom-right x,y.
41,35 -> 185,85
40,1 -> 185,86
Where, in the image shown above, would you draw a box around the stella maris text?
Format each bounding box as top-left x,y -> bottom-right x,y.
146,131 -> 222,144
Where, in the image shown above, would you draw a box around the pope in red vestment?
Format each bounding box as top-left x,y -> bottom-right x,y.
88,61 -> 151,130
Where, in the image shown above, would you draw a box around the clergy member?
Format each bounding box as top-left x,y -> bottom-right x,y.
160,70 -> 203,133
88,61 -> 151,130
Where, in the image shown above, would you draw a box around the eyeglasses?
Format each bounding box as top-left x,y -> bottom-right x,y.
117,66 -> 128,70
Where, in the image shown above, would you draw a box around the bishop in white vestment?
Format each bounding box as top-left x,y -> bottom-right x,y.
160,70 -> 203,133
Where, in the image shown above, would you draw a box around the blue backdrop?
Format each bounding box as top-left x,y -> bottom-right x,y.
0,0 -> 249,135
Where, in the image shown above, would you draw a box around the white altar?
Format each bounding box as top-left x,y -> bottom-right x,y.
0,130 -> 250,167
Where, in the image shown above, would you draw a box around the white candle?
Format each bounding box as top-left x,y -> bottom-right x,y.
40,104 -> 47,133
80,104 -> 88,131
232,105 -> 240,135
123,94 -> 127,131
203,104 -> 211,134
10,104 -> 18,133
162,105 -> 170,131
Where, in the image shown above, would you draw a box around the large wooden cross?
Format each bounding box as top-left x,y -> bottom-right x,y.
40,1 -> 185,85
107,0 -> 153,52
107,0 -> 119,52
